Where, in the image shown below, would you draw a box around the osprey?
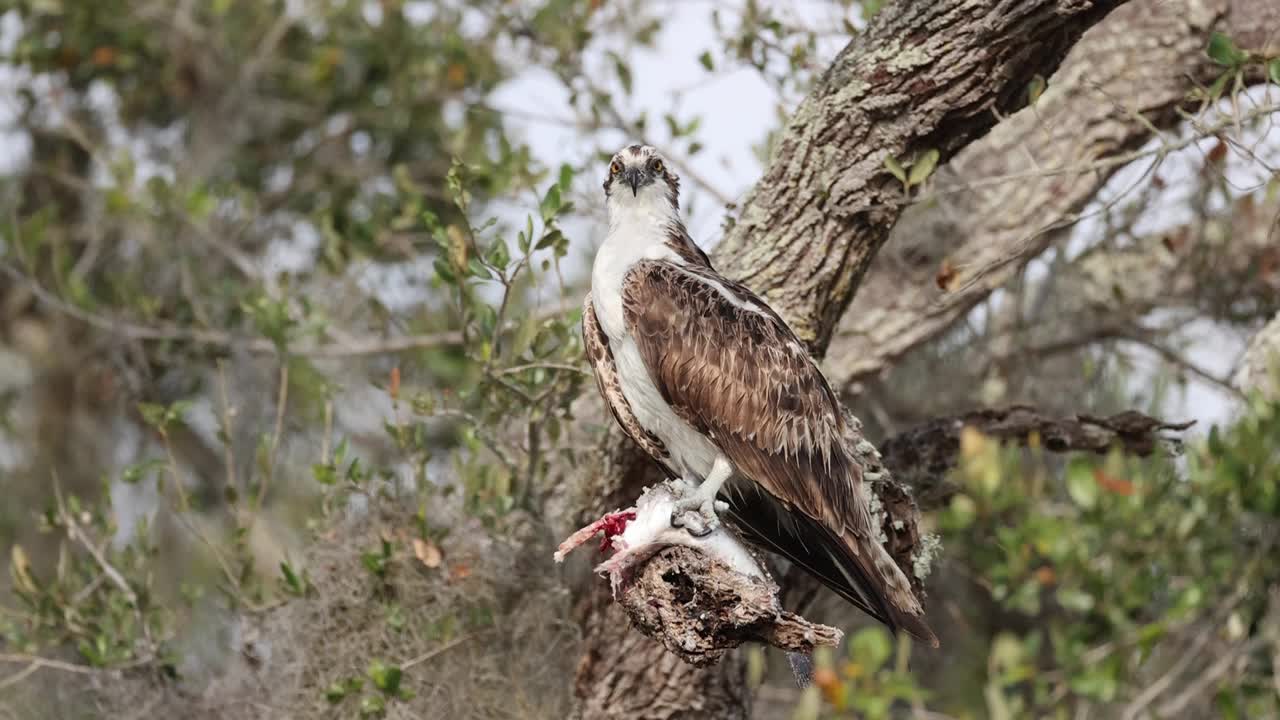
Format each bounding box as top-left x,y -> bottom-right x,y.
582,144 -> 937,647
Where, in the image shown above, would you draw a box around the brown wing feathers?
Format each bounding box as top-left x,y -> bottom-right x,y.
621,261 -> 938,647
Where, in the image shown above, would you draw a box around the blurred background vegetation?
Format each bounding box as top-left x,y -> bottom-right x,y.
0,1 -> 1278,718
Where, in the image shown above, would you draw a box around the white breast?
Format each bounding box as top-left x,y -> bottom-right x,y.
591,222 -> 670,338
612,336 -> 719,479
590,224 -> 720,481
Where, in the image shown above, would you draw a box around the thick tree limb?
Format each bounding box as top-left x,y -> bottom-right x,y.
567,4 -> 1132,717
880,406 -> 1194,508
850,183 -> 1280,429
825,0 -> 1280,392
714,0 -> 1128,352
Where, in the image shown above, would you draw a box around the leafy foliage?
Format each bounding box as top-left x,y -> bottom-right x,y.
809,397 -> 1280,719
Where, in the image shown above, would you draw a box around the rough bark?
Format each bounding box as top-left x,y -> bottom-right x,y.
824,0 -> 1280,391
566,2 -> 1131,718
880,406 -> 1194,508
610,545 -> 843,667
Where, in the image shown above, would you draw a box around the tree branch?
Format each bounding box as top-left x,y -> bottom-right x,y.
879,406 -> 1194,508
825,0 -> 1280,391
1,262 -> 577,358
609,545 -> 842,667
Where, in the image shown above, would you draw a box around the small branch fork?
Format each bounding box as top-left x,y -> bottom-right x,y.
0,481 -> 160,693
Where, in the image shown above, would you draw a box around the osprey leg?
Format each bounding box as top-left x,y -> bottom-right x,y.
671,456 -> 733,536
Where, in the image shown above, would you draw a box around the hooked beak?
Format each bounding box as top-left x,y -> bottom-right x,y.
623,166 -> 643,196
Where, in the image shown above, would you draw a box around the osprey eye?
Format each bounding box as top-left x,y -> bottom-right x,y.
651,160 -> 664,173
610,161 -> 622,175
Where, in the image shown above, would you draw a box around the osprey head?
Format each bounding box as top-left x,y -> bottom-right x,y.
603,144 -> 681,210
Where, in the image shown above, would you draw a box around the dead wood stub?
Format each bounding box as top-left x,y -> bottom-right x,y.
612,545 -> 842,667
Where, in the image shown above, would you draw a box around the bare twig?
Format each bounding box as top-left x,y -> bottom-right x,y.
320,396 -> 334,463
1154,637 -> 1263,717
499,362 -> 590,377
256,362 -> 290,523
400,631 -> 484,670
0,654 -> 96,693
0,661 -> 42,693
53,482 -> 139,612
1120,622 -> 1217,720
1120,334 -> 1248,401
216,360 -> 239,504
157,435 -> 247,602
0,652 -> 156,693
1,262 -> 577,357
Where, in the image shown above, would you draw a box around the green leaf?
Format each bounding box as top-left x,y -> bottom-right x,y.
137,400 -> 192,431
1269,58 -> 1280,85
122,458 -> 167,485
1177,584 -> 1204,611
557,163 -> 574,193
185,187 -> 216,220
989,632 -> 1024,671
367,660 -> 402,695
948,494 -> 977,528
884,155 -> 907,184
279,560 -> 308,596
312,462 -> 337,485
1206,32 -> 1247,67
664,113 -> 680,137
698,50 -> 714,72
610,52 -> 633,94
907,149 -> 940,187
1056,587 -> 1095,612
1070,658 -> 1119,701
535,228 -> 563,251
487,238 -> 510,270
1065,459 -> 1098,509
848,626 -> 892,670
325,682 -> 349,704
138,402 -> 167,428
467,257 -> 492,279
359,694 -> 386,717
539,183 -> 561,221
432,257 -> 455,284
361,540 -> 392,578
